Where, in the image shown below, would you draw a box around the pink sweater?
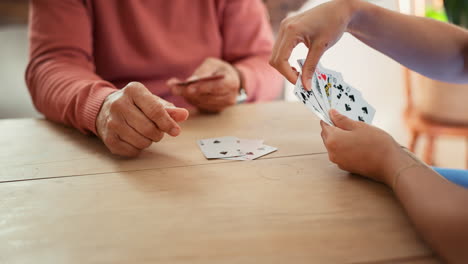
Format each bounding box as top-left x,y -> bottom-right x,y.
26,0 -> 282,135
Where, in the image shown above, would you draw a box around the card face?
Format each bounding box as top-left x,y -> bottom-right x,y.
334,85 -> 375,124
236,139 -> 264,156
295,58 -> 376,125
294,75 -> 332,125
296,60 -> 332,122
315,63 -> 344,108
223,145 -> 277,161
197,136 -> 241,159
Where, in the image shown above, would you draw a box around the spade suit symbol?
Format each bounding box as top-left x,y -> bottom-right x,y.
345,104 -> 351,111
349,95 -> 355,102
362,107 -> 368,114
358,116 -> 364,122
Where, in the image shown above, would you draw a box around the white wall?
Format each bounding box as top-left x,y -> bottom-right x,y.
0,25 -> 41,119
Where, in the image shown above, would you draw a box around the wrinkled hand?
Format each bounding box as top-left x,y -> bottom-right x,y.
96,82 -> 189,157
320,110 -> 414,186
270,0 -> 356,90
167,57 -> 241,113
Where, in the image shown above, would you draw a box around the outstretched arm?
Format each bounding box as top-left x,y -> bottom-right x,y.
270,0 -> 468,90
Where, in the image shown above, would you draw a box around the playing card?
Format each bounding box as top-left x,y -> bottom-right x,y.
175,74 -> 224,86
197,136 -> 241,159
296,60 -> 331,119
334,85 -> 375,124
315,62 -> 344,107
223,144 -> 277,161
295,58 -> 376,125
294,74 -> 333,125
236,138 -> 264,155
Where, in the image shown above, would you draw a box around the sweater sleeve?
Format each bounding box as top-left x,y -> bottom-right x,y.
220,0 -> 283,102
26,0 -> 117,135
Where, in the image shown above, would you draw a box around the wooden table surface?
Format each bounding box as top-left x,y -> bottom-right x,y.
0,102 -> 438,263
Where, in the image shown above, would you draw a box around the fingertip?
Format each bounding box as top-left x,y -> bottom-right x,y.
301,75 -> 312,91
166,107 -> 189,123
329,109 -> 341,120
169,126 -> 181,137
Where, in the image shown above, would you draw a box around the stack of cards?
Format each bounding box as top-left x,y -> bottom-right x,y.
197,136 -> 277,161
294,59 -> 375,125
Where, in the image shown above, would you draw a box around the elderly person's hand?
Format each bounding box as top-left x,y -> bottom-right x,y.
96,82 -> 189,157
168,57 -> 241,113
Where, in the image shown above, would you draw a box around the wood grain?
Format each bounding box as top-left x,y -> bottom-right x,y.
0,154 -> 437,264
0,102 -> 327,182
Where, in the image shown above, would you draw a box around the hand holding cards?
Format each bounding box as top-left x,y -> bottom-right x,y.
294,60 -> 375,125
197,136 -> 277,161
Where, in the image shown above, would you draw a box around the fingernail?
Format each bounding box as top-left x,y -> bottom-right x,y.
170,127 -> 180,136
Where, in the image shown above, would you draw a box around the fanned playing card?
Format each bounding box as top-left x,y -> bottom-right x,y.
296,59 -> 375,125
294,75 -> 332,125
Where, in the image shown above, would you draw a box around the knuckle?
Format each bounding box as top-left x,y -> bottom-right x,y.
315,40 -> 328,49
127,81 -> 143,89
279,18 -> 290,28
285,21 -> 299,32
147,103 -> 165,119
107,119 -> 120,131
153,131 -> 164,142
140,125 -> 156,138
109,100 -> 125,112
105,136 -> 118,147
124,82 -> 143,95
138,139 -> 152,149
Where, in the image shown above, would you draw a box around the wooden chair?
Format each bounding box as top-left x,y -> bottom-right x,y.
403,68 -> 468,167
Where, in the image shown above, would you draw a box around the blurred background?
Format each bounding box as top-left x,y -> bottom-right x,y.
0,0 -> 466,168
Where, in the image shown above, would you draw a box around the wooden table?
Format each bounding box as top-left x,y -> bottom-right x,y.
0,102 -> 438,263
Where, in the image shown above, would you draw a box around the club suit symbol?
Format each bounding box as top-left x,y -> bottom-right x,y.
345,104 -> 352,111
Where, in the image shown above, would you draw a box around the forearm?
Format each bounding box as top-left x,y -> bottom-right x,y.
26,54 -> 116,135
346,0 -> 468,83
393,159 -> 468,262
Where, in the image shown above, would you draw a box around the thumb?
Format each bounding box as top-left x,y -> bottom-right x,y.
329,109 -> 357,131
301,43 -> 326,91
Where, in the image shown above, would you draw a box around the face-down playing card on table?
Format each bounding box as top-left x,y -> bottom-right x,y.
294,59 -> 376,125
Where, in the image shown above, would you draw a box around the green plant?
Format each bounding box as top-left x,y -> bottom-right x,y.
444,0 -> 468,28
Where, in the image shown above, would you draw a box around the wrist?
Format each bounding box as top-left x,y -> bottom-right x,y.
346,0 -> 368,34
381,144 -> 418,187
